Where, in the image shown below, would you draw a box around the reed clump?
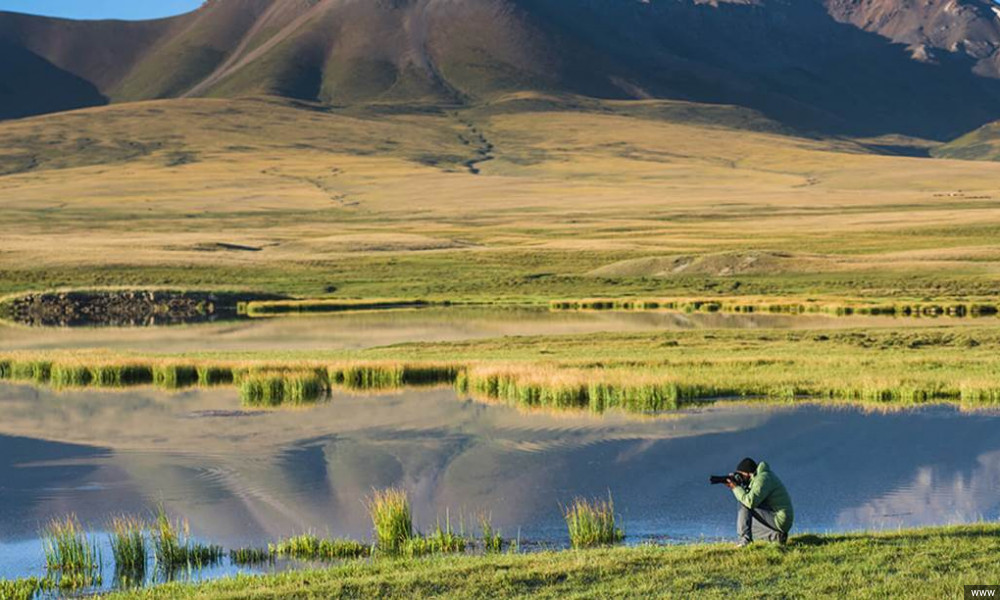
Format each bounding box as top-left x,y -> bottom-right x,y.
269,535 -> 370,561
479,515 -> 504,554
369,488 -> 414,555
152,507 -> 223,572
197,365 -> 233,386
230,547 -> 273,565
50,363 -> 92,388
153,364 -> 198,389
329,363 -> 460,391
563,494 -> 625,549
239,370 -> 328,407
10,360 -> 52,383
41,515 -> 101,588
109,516 -> 146,584
89,363 -> 153,387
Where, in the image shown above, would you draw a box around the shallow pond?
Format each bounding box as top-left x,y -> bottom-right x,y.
0,306 -> 982,353
2,382 -> 1000,588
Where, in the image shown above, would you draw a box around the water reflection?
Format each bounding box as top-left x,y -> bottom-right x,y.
0,307 -> 974,353
2,383 -> 1000,580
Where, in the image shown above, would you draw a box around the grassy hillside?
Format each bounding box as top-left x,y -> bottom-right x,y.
0,95 -> 999,300
82,525 -> 1000,599
933,120 -> 1000,161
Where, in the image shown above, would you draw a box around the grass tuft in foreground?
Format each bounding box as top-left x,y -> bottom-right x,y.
563,494 -> 625,549
0,578 -> 46,600
229,547 -> 273,566
369,488 -> 414,555
479,515 -> 504,554
403,511 -> 468,557
109,516 -> 147,584
41,515 -> 101,588
151,507 -> 223,573
269,535 -> 370,561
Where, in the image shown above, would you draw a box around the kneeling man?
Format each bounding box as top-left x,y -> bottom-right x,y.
727,457 -> 794,547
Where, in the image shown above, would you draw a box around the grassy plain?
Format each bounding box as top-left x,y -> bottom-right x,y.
93,524 -> 1000,599
2,95 -> 1000,301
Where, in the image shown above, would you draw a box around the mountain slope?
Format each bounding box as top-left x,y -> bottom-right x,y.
3,0 -> 1000,139
932,119 -> 1000,160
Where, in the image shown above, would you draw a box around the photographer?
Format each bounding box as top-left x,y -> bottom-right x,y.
716,457 -> 794,547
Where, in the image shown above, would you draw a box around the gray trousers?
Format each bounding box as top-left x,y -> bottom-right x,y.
738,503 -> 785,543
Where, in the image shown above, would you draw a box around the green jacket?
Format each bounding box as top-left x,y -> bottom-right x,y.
732,461 -> 794,533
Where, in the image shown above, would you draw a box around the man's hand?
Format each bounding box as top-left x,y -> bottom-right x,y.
725,480 -> 736,489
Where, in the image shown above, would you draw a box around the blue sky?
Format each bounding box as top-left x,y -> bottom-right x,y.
0,0 -> 203,20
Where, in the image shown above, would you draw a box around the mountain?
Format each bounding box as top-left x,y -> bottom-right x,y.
3,0 -> 1000,139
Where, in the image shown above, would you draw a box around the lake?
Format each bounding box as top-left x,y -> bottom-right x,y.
0,306 -> 980,353
2,382 -> 999,588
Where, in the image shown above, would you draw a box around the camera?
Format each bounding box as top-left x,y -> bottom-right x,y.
709,472 -> 749,488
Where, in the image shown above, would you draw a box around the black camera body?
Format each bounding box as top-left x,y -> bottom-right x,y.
709,472 -> 750,488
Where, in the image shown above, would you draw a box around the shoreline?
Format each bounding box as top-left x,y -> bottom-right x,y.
27,524 -> 990,599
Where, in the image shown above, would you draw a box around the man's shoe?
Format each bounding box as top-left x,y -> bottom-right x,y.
777,532 -> 788,545
736,540 -> 751,548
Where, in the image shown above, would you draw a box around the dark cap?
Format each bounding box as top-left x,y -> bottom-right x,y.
736,457 -> 757,473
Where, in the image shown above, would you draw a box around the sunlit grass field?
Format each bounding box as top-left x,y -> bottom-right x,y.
91,524 -> 1000,599
2,94 -> 1000,300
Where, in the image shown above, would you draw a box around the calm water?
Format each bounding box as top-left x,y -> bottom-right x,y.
0,307 -> 977,352
2,383 -> 1000,585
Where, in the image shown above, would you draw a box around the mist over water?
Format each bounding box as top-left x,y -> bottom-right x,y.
2,383 -> 1000,582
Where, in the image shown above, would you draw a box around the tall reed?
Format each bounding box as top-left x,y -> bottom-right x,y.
109,516 -> 146,581
151,506 -> 223,573
10,360 -> 52,383
479,514 -> 504,554
368,488 -> 414,555
90,364 -> 153,387
239,370 -> 327,407
153,364 -> 198,389
403,513 -> 467,557
197,365 -> 233,386
41,515 -> 101,587
50,363 -> 92,388
563,494 -> 625,549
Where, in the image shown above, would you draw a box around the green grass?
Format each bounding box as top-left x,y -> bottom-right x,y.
239,370 -> 328,407
90,364 -> 154,387
50,363 -> 92,388
229,547 -> 273,566
402,510 -> 469,558
0,578 -> 46,600
369,488 -> 415,555
109,516 -> 147,583
41,515 -> 101,588
151,507 -> 223,573
479,515 -> 504,554
89,524 -> 1000,599
269,536 -> 370,561
9,360 -> 52,383
563,494 -> 624,549
152,364 -> 198,389
196,365 -> 233,386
